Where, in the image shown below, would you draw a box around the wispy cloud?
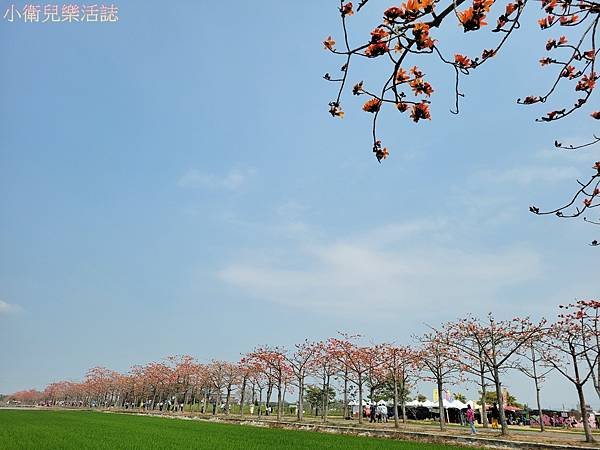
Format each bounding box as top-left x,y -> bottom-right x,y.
218,221 -> 542,321
0,300 -> 21,315
178,168 -> 255,190
535,138 -> 600,163
475,166 -> 580,186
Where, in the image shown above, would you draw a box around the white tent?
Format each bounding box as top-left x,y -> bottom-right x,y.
405,399 -> 437,408
348,399 -> 368,416
445,399 -> 468,409
347,400 -> 368,406
407,399 -> 468,409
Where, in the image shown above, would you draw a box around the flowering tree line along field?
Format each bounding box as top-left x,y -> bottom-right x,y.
7,301 -> 600,442
323,1 -> 599,243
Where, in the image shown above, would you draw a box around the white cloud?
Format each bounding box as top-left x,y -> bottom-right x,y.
475,166 -> 580,186
359,220 -> 447,247
0,300 -> 21,315
477,139 -> 597,187
276,200 -> 308,221
178,168 -> 255,190
535,139 -> 600,163
218,221 -> 543,321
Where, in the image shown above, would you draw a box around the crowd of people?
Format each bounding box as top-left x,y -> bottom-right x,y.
364,403 -> 390,423
530,412 -> 600,429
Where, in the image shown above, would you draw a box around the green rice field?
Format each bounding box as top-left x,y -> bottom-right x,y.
0,409 -> 476,450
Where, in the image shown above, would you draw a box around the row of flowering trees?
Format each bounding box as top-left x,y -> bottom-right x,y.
7,301 -> 599,442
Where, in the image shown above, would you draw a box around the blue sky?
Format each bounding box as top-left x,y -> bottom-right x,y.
1,1 -> 598,409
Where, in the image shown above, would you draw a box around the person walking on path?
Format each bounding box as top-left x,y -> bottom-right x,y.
466,404 -> 477,435
491,403 -> 500,430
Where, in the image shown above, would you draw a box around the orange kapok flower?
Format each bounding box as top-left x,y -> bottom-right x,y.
372,140 -> 390,162
459,0 -> 493,31
341,2 -> 354,17
410,66 -> 424,77
328,102 -> 345,118
362,98 -> 382,113
365,42 -> 389,57
481,48 -> 496,59
370,27 -> 389,42
410,102 -> 431,122
323,36 -> 336,50
505,3 -> 518,15
375,147 -> 390,161
455,53 -> 472,68
542,0 -> 557,12
409,78 -> 434,96
412,23 -> 435,49
405,0 -> 434,13
560,15 -> 578,25
352,81 -> 364,95
384,6 -> 404,20
576,72 -> 597,92
395,68 -> 410,83
538,15 -> 555,29
561,65 -> 576,78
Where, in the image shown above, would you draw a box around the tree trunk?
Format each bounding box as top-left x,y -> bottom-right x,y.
298,376 -> 304,421
202,390 -> 208,414
183,389 -> 190,414
437,379 -> 445,431
321,373 -> 327,422
324,374 -> 330,422
213,389 -> 220,416
590,333 -> 600,402
576,383 -> 594,442
276,382 -> 283,421
596,359 -> 600,402
493,367 -> 508,436
225,385 -> 232,415
401,375 -> 407,423
392,376 -> 399,429
240,377 -> 247,418
266,383 -> 273,416
479,370 -> 489,428
358,379 -> 363,425
529,346 -> 544,432
343,372 -> 349,419
571,343 -> 594,443
534,377 -> 544,432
